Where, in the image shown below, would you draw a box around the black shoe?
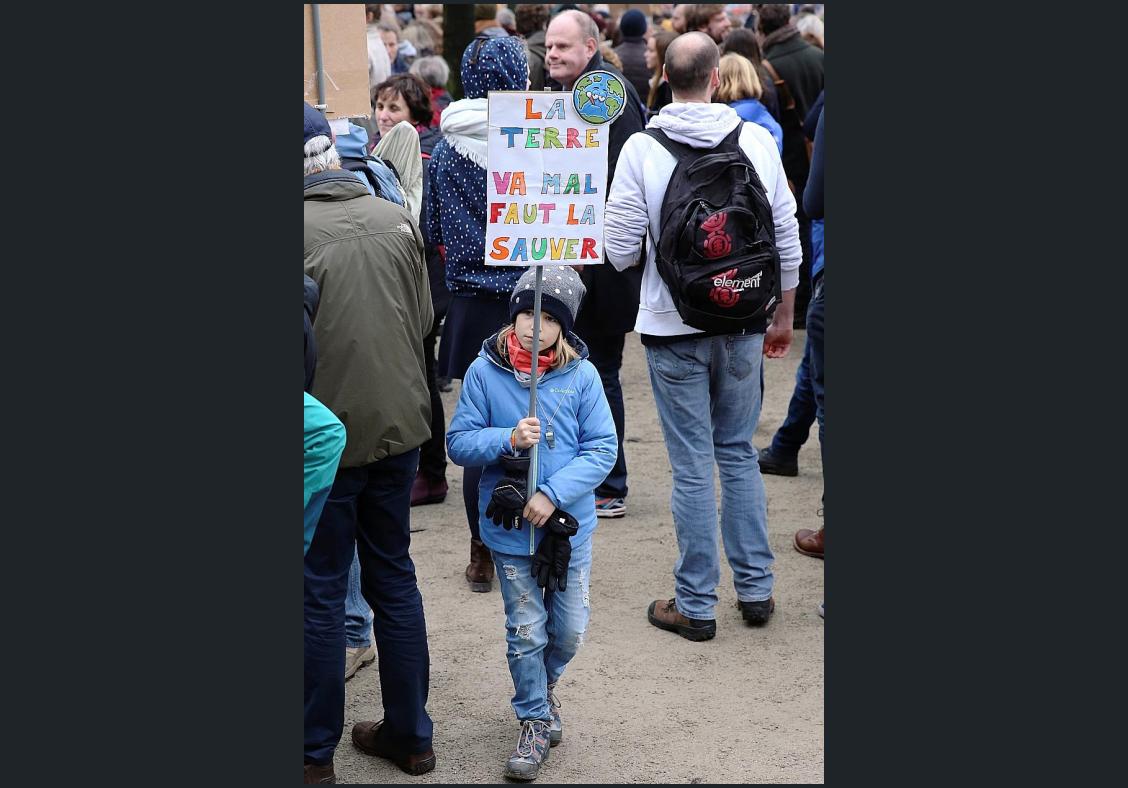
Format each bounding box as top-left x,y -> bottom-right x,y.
436,376 -> 453,393
737,597 -> 775,625
757,446 -> 798,477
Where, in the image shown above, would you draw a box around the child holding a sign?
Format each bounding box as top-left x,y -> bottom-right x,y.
447,265 -> 617,782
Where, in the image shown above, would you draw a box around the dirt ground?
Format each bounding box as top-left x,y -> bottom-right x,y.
337,330 -> 824,784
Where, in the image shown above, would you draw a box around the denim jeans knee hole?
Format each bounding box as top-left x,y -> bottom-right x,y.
516,623 -> 533,640
503,564 -> 519,581
518,590 -> 529,611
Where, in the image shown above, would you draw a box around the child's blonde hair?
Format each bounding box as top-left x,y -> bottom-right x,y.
496,323 -> 580,372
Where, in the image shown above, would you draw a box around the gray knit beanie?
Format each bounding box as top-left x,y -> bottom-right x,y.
509,265 -> 586,336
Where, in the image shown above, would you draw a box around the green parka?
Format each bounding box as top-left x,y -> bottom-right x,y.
303,170 -> 433,468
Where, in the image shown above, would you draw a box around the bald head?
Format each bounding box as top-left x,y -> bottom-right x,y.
664,32 -> 720,101
545,9 -> 601,88
551,9 -> 600,42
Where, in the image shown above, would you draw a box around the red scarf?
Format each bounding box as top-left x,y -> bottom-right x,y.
507,332 -> 556,374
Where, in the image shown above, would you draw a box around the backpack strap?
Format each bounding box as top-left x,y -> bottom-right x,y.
646,125 -> 744,160
761,59 -> 810,166
643,128 -> 698,163
721,123 -> 744,149
761,58 -> 782,86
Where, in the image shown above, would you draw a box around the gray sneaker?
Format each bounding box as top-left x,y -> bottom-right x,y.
344,644 -> 376,681
504,719 -> 551,781
546,683 -> 562,746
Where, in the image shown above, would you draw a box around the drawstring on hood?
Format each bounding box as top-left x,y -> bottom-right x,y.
647,102 -> 742,148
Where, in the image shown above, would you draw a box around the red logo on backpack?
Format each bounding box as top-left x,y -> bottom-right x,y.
710,268 -> 741,308
701,211 -> 732,259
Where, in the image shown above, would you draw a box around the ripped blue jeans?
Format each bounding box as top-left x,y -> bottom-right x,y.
493,537 -> 592,722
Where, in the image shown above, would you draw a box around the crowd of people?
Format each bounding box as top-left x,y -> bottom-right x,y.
304,4 -> 824,784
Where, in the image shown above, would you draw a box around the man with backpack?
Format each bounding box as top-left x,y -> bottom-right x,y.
603,32 -> 801,642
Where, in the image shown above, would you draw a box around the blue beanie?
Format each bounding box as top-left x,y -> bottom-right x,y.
619,9 -> 647,39
461,35 -> 529,99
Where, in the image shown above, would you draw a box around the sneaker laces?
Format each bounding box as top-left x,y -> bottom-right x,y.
515,720 -> 545,757
547,683 -> 561,711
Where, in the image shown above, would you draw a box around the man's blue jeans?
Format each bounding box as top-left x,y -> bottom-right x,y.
492,538 -> 592,721
345,549 -> 373,649
645,334 -> 775,620
304,448 -> 433,765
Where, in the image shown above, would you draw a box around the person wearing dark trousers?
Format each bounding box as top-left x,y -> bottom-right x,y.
756,342 -> 816,476
303,102 -> 436,783
545,9 -> 647,518
310,450 -> 436,765
416,312 -> 448,500
428,36 -> 531,592
583,332 -> 629,510
757,88 -> 825,477
793,105 -> 824,574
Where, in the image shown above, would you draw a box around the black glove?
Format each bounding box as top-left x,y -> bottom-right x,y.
485,455 -> 530,530
531,508 -> 579,591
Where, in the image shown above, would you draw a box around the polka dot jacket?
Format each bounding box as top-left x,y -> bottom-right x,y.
427,36 -> 529,299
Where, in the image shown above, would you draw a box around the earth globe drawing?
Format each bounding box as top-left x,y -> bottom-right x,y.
572,71 -> 627,125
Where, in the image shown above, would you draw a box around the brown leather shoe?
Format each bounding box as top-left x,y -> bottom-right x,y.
794,527 -> 824,558
410,472 -> 448,506
466,538 -> 494,592
352,720 -> 436,776
303,762 -> 336,783
647,598 -> 716,641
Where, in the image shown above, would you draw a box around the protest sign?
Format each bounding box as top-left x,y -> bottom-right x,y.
482,80 -> 627,520
485,91 -> 610,267
303,4 -> 370,120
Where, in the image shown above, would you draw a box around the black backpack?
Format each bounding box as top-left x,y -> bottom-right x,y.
644,124 -> 782,333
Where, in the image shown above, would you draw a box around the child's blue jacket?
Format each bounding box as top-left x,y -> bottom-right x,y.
447,332 -> 618,557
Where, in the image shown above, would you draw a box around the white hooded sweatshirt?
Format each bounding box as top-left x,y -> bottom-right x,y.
604,102 -> 801,337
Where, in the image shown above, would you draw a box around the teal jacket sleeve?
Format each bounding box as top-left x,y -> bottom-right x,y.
304,393 -> 346,509
446,362 -> 516,467
537,363 -> 618,509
